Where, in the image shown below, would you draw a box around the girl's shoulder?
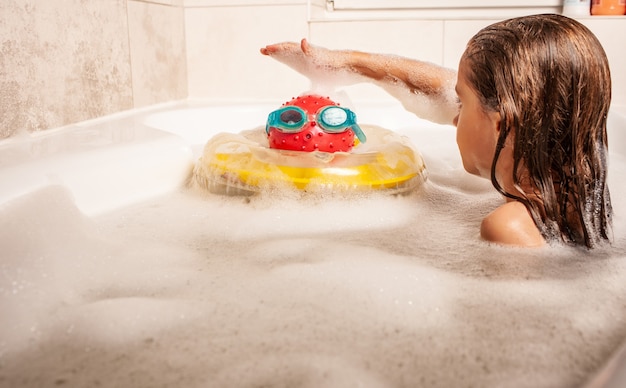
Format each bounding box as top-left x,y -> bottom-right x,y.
480,201 -> 546,247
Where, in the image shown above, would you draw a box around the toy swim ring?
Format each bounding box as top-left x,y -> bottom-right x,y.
192,94 -> 427,195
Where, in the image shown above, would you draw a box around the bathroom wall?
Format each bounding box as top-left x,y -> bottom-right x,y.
127,1 -> 187,108
0,0 -> 186,138
1,0 -> 625,138
0,0 -> 133,138
184,2 -> 309,102
205,2 -> 625,107
298,16 -> 626,107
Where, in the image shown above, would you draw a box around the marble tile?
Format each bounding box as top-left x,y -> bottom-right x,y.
3,0 -> 625,140
0,0 -> 133,137
185,5 -> 309,102
127,1 -> 187,108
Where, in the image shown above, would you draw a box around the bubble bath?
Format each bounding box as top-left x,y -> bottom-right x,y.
1,100 -> 626,387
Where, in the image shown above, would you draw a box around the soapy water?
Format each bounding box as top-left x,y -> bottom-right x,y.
2,109 -> 626,387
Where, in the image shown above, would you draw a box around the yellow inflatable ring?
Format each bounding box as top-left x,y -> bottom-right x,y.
192,124 -> 427,195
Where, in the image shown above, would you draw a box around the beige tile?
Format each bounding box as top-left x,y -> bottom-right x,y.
134,0 -> 185,5
0,0 -> 133,136
184,0 -> 306,5
127,1 -> 187,108
442,18 -> 626,107
185,5 -> 309,102
310,20 -> 444,63
442,19 -> 498,69
309,20 -> 445,103
579,18 -> 626,107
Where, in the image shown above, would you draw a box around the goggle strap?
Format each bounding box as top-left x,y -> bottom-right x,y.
350,123 -> 367,144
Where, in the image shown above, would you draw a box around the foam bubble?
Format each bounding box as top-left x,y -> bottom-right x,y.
2,127 -> 626,387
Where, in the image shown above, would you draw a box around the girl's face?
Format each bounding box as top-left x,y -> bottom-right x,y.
453,58 -> 502,179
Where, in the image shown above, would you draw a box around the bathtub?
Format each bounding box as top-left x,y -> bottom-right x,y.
1,99 -> 626,387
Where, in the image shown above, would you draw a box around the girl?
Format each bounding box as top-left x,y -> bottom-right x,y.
261,14 -> 612,248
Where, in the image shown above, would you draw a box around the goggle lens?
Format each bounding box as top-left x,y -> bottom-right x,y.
279,109 -> 304,127
319,107 -> 348,130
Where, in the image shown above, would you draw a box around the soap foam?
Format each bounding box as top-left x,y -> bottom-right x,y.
1,126 -> 626,387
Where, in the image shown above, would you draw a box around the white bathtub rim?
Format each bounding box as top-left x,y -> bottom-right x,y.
1,100 -> 625,217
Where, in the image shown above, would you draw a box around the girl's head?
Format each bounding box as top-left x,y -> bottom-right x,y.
457,14 -> 612,248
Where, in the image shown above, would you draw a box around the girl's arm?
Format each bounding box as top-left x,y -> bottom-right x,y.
261,39 -> 459,125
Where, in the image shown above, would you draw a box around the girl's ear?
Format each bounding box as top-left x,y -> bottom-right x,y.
489,111 -> 504,145
489,110 -> 502,133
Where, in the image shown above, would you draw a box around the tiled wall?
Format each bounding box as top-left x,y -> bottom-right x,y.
185,3 -> 309,102
0,0 -> 187,138
128,1 -> 187,108
1,0 -> 625,138
1,0 -> 133,138
303,17 -> 626,106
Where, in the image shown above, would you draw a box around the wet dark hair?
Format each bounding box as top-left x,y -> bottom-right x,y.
462,14 -> 612,248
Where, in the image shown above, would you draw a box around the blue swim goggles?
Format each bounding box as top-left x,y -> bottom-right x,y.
265,105 -> 367,144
